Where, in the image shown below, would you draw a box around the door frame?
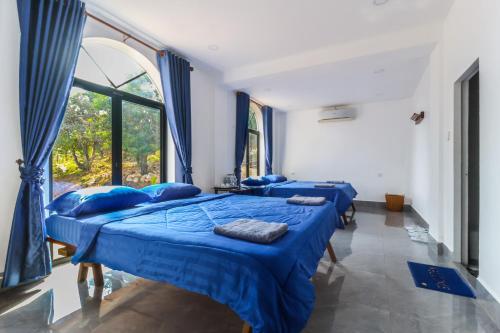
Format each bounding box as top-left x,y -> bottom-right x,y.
453,59 -> 479,264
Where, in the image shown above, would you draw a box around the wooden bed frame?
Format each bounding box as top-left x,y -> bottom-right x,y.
47,237 -> 338,333
341,202 -> 356,226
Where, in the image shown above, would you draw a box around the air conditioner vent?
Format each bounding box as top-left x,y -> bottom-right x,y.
318,106 -> 356,122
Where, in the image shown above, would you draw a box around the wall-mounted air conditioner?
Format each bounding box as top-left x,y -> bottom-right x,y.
318,106 -> 356,123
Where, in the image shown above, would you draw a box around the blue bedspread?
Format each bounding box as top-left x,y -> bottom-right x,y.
46,194 -> 338,333
262,181 -> 357,223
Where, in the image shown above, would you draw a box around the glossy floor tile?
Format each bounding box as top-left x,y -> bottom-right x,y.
1,206 -> 500,332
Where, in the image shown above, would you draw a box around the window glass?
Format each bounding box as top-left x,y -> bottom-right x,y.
248,108 -> 258,130
248,131 -> 259,177
75,41 -> 162,102
240,101 -> 261,178
120,74 -> 162,101
122,101 -> 161,188
52,87 -> 112,198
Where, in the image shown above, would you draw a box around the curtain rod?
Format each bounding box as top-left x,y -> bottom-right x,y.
250,97 -> 265,107
85,11 -> 194,71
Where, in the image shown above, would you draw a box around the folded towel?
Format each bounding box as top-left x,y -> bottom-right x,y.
213,219 -> 288,244
327,180 -> 345,184
287,195 -> 326,206
314,183 -> 336,188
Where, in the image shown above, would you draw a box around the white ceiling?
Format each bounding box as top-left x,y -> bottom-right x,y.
84,0 -> 455,110
238,45 -> 433,111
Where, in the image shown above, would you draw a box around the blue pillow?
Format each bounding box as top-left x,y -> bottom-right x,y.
141,182 -> 201,202
241,177 -> 271,186
46,186 -> 151,217
263,174 -> 287,183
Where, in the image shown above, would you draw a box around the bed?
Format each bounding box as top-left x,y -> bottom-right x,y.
45,193 -> 339,333
247,180 -> 357,226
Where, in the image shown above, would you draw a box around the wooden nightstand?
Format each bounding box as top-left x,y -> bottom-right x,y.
213,186 -> 238,194
229,187 -> 253,195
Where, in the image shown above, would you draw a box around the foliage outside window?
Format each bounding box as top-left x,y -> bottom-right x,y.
52,89 -> 113,197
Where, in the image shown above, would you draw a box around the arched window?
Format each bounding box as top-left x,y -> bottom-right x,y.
241,101 -> 262,178
51,38 -> 166,198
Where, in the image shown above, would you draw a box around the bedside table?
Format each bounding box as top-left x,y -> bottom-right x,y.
229,187 -> 253,195
213,186 -> 238,194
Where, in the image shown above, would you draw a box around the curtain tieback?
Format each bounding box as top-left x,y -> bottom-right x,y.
184,167 -> 193,174
17,160 -> 45,185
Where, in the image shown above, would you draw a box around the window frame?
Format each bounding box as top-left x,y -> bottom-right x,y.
49,77 -> 167,200
244,128 -> 261,177
241,101 -> 262,178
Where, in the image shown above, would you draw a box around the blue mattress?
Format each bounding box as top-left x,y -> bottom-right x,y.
46,194 -> 221,247
262,181 -> 357,218
45,214 -> 82,245
45,194 -> 338,333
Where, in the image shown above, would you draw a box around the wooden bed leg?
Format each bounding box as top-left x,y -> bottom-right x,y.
49,241 -> 54,262
92,264 -> 104,287
326,242 -> 337,263
78,263 -> 104,287
77,264 -> 89,283
242,322 -> 252,333
342,213 -> 349,225
350,202 -> 356,222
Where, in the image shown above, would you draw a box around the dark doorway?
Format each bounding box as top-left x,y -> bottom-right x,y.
460,63 -> 480,277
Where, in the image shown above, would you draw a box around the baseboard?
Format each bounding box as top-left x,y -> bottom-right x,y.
407,206 -> 430,229
477,277 -> 500,303
353,200 -> 385,209
353,200 -> 412,211
436,241 -> 453,257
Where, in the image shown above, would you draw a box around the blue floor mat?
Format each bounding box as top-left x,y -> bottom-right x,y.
407,262 -> 476,298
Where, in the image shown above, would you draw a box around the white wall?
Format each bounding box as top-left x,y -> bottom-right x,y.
272,110 -> 287,175
0,0 -> 22,274
213,88 -> 236,186
171,63 -> 235,193
477,0 -> 500,301
409,0 -> 500,300
447,0 -> 500,300
281,99 -> 413,202
439,0 -> 482,253
410,44 -> 443,240
190,69 -> 217,192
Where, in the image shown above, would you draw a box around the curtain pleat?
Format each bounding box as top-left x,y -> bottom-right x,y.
157,51 -> 193,184
262,106 -> 273,175
2,0 -> 86,288
234,92 -> 250,184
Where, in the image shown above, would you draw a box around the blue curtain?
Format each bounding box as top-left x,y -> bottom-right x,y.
234,92 -> 250,184
157,51 -> 193,184
262,106 -> 273,175
2,0 -> 86,288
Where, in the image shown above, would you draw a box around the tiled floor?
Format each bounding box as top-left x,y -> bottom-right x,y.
1,206 -> 500,332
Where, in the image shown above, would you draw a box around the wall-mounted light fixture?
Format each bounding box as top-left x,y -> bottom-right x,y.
411,111 -> 425,125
